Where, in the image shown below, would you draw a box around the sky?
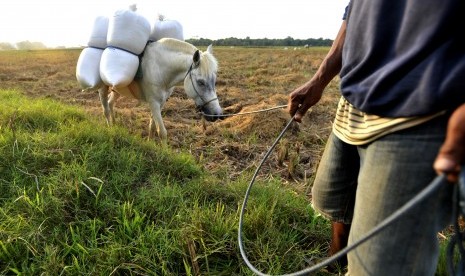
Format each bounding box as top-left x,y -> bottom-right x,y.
0,0 -> 348,48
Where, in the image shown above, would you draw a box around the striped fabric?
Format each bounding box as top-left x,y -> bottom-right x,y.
332,97 -> 444,145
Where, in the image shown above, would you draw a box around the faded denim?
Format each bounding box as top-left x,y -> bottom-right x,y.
312,114 -> 454,276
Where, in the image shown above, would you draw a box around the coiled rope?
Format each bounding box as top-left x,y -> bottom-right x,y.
201,103 -> 464,275
235,113 -> 464,275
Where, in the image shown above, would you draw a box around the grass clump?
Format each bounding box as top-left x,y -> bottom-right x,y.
0,89 -> 330,275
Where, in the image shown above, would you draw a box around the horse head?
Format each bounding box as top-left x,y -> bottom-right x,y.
184,45 -> 223,122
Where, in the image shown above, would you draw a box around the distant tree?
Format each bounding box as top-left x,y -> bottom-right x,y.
16,41 -> 47,50
284,36 -> 295,46
0,42 -> 16,50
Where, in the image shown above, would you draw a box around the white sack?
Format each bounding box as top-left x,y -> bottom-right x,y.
76,47 -> 104,90
100,47 -> 139,87
150,18 -> 184,41
87,16 -> 109,49
107,9 -> 150,54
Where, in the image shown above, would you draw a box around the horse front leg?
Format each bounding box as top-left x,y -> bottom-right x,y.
98,85 -> 112,126
148,117 -> 163,142
147,100 -> 167,141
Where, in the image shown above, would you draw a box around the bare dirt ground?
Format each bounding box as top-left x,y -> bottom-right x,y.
0,47 -> 340,193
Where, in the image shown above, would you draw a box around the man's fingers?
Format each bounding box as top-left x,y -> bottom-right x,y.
288,104 -> 299,117
293,104 -> 311,123
434,156 -> 460,182
434,155 -> 459,173
433,103 -> 465,182
293,111 -> 303,123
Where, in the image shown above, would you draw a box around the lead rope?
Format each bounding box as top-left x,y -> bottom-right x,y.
238,114 -> 462,276
200,104 -> 288,118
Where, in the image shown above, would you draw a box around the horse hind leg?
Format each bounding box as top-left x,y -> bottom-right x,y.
98,85 -> 112,126
108,89 -> 119,124
98,86 -> 115,126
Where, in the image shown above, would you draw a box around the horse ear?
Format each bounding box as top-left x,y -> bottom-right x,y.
193,50 -> 201,67
207,44 -> 213,54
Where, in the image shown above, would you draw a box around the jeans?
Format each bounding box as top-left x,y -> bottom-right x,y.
312,114 -> 454,276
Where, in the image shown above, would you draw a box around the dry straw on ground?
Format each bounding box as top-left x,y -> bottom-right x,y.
0,47 -> 340,193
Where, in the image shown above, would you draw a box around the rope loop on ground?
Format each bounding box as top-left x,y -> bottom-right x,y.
238,114 -> 460,276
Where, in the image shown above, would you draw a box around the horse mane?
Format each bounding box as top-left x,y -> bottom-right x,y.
156,38 -> 218,76
157,37 -> 196,53
199,51 -> 218,77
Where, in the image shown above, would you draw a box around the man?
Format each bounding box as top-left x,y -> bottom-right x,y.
288,0 -> 465,275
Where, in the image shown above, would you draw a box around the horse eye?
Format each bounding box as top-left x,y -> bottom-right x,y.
197,80 -> 206,87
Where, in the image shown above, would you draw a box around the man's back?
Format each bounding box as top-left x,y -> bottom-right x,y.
340,0 -> 465,117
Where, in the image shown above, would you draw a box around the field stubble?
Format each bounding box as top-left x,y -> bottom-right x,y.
0,47 -> 340,194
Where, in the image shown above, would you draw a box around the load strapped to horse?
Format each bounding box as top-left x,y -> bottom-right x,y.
76,5 -> 222,140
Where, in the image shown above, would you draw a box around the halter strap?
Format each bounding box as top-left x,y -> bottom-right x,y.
184,62 -> 194,79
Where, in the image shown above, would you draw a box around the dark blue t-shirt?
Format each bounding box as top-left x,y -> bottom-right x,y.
342,4 -> 349,20
340,0 -> 465,117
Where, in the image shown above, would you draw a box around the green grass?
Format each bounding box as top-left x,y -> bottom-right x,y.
0,89 -> 331,275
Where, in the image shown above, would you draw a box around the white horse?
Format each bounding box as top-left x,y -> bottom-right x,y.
98,38 -> 222,140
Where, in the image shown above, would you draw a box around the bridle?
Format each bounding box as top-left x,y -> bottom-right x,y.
184,62 -> 218,112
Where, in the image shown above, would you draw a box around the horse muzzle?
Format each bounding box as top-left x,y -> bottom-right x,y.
201,108 -> 223,122
196,98 -> 223,121
203,113 -> 224,122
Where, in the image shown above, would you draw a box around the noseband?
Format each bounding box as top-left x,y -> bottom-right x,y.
184,62 -> 218,112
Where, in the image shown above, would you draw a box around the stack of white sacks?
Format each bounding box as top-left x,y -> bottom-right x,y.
76,5 -> 184,91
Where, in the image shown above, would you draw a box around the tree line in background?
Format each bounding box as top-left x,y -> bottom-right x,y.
0,41 -> 50,50
0,37 -> 333,50
186,36 -> 333,47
